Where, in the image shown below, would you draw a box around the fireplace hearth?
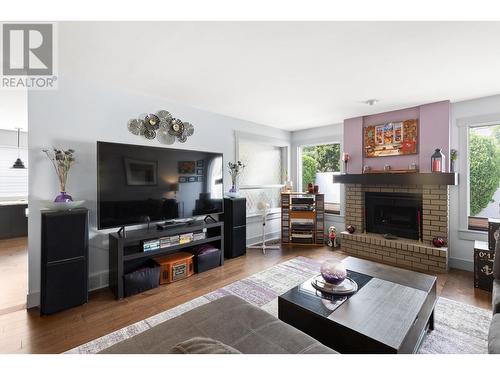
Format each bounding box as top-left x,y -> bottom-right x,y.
365,192 -> 422,240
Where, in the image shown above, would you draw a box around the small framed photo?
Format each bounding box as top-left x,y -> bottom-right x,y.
178,176 -> 187,183
196,168 -> 203,175
188,176 -> 197,183
196,176 -> 204,182
178,161 -> 196,174
196,160 -> 204,167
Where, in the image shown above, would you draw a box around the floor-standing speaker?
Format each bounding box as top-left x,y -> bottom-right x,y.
223,197 -> 246,258
41,208 -> 89,315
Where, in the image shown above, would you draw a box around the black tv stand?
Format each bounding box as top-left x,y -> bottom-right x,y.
157,220 -> 189,231
204,214 -> 217,224
108,220 -> 224,299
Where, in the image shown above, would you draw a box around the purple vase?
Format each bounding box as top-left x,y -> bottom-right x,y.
54,192 -> 73,202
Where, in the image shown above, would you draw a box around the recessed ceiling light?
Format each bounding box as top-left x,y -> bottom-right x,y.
365,99 -> 379,106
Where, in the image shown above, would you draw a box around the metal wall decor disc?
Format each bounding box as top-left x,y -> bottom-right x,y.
156,110 -> 172,121
143,128 -> 156,140
127,119 -> 141,135
167,124 -> 178,136
145,114 -> 160,130
183,122 -> 194,136
168,119 -> 184,136
159,118 -> 169,130
178,134 -> 187,143
158,130 -> 176,145
138,120 -> 146,135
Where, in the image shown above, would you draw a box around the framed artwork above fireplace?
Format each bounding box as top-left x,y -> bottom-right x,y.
364,119 -> 418,158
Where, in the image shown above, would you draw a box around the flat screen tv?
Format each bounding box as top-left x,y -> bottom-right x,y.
97,141 -> 224,229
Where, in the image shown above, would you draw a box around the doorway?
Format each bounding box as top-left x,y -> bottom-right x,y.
0,90 -> 28,314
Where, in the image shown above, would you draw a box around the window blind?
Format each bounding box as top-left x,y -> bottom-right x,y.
0,147 -> 28,199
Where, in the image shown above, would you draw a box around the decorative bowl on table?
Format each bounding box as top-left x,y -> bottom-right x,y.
320,259 -> 347,285
41,200 -> 86,211
312,274 -> 358,295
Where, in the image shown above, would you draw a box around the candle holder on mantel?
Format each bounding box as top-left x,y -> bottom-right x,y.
431,148 -> 446,173
342,152 -> 350,174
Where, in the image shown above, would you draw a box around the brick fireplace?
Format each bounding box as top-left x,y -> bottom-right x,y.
337,100 -> 455,273
340,182 -> 449,273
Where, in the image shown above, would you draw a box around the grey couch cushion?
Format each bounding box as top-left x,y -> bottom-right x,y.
169,337 -> 241,354
493,280 -> 500,315
489,314 -> 500,354
100,295 -> 336,354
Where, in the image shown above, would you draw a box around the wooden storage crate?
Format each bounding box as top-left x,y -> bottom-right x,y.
153,252 -> 194,284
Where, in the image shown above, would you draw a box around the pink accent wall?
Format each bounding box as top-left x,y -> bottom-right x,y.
419,101 -> 451,172
344,117 -> 363,173
343,100 -> 450,173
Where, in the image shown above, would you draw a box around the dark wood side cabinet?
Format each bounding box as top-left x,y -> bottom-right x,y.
41,208 -> 89,315
223,197 -> 246,258
474,240 -> 495,292
0,204 -> 28,239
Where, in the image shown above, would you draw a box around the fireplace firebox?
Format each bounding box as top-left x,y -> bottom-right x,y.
365,192 -> 422,240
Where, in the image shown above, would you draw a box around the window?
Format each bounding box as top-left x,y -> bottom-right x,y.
0,147 -> 28,199
299,143 -> 341,214
208,155 -> 223,199
467,124 -> 500,231
237,134 -> 288,215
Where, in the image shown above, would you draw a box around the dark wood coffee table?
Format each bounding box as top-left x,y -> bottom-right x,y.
278,257 -> 437,354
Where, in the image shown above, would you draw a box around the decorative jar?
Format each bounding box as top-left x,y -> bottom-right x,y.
320,260 -> 347,285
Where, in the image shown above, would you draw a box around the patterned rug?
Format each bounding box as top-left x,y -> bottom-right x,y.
67,256 -> 492,354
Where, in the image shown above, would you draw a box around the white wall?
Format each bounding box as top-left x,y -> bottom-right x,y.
448,94 -> 500,270
27,74 -> 290,307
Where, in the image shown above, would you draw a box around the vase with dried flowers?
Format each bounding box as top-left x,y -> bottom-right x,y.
227,161 -> 246,197
43,148 -> 76,202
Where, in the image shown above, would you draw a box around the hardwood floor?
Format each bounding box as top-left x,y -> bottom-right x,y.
0,237 -> 27,314
0,238 -> 492,354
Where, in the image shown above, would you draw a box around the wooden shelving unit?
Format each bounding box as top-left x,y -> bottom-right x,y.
281,192 -> 325,246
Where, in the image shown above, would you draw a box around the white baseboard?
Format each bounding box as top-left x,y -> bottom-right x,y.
88,270 -> 109,291
246,231 -> 281,247
449,257 -> 474,272
27,291 -> 40,309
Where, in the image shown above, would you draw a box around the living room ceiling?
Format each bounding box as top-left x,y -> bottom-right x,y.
60,21 -> 500,131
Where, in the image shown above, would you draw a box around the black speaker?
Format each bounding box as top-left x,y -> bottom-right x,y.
223,197 -> 246,258
41,208 -> 89,315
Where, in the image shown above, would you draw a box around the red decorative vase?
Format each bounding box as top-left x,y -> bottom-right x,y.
432,237 -> 445,247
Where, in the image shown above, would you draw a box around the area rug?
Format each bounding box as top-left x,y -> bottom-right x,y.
67,256 -> 491,354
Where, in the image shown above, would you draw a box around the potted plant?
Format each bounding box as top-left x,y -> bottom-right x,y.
450,149 -> 458,173
43,148 -> 76,202
227,160 -> 246,197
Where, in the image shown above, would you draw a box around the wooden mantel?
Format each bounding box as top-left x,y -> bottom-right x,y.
332,172 -> 458,186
